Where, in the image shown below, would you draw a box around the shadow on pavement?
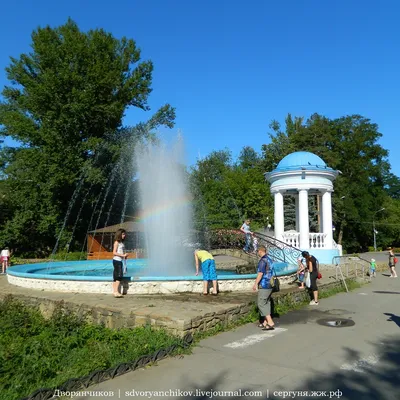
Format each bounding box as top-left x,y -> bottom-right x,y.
176,337 -> 400,399
373,291 -> 400,295
177,371 -> 263,399
384,313 -> 400,328
273,335 -> 400,400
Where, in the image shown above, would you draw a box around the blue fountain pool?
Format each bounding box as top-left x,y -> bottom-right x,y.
6,259 -> 298,294
6,259 -> 297,281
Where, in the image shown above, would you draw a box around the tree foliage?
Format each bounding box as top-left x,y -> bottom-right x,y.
0,19 -> 174,254
190,148 -> 273,232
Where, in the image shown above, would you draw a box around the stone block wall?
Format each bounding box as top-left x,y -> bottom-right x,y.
0,277 -> 362,338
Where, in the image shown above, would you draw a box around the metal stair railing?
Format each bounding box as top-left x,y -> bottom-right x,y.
332,255 -> 371,282
255,232 -> 302,266
202,229 -> 302,266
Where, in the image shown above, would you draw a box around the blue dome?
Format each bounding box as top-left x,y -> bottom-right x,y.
276,151 -> 326,170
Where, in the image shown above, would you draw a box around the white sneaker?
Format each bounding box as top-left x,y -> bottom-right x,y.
309,300 -> 319,305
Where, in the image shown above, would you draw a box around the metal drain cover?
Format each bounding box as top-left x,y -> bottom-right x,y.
316,318 -> 355,328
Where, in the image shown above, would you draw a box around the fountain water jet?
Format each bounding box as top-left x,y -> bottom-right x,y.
135,136 -> 193,276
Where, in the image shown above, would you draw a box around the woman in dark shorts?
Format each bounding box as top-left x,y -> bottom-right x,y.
302,251 -> 319,305
112,229 -> 128,298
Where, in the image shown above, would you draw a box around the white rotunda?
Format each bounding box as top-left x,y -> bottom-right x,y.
265,151 -> 342,263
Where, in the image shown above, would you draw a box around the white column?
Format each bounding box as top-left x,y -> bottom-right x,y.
295,195 -> 299,232
274,191 -> 284,241
298,189 -> 309,249
322,190 -> 333,249
317,194 -> 323,232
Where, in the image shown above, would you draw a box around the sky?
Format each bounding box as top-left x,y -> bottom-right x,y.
1,0 -> 400,176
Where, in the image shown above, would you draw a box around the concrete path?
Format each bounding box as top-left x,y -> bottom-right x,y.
359,251 -> 392,264
72,273 -> 400,400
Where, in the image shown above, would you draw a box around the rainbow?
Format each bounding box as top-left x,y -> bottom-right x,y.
138,196 -> 193,221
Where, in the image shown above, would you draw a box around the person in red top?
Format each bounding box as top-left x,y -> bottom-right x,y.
388,248 -> 398,278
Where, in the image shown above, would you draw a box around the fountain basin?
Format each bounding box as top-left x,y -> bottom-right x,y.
7,259 -> 298,294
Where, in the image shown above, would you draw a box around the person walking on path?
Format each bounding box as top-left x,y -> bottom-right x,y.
388,248 -> 398,278
1,247 -> 10,274
240,219 -> 253,253
194,249 -> 218,295
253,245 -> 275,331
302,251 -> 320,305
112,229 -> 128,298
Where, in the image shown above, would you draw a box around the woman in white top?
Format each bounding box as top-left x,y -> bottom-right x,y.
1,247 -> 10,274
112,229 -> 128,297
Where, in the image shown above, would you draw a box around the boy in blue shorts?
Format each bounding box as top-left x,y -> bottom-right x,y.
194,249 -> 218,295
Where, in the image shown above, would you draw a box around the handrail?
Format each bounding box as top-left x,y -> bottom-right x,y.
332,255 -> 371,282
332,255 -> 370,265
254,232 -> 302,265
204,229 -> 302,266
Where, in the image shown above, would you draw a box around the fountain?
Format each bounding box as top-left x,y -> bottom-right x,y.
7,135 -> 299,294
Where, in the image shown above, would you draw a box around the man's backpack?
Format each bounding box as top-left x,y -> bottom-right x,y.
269,266 -> 280,293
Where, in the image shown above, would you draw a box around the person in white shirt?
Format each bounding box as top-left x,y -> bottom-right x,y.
112,229 -> 128,297
240,219 -> 253,253
1,247 -> 10,274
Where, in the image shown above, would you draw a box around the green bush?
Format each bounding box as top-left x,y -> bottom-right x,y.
10,251 -> 87,265
207,229 -> 245,249
0,297 -> 186,400
50,251 -> 87,261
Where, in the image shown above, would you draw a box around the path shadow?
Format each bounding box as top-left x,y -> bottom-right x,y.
373,291 -> 400,295
121,278 -> 130,295
176,336 -> 400,399
274,335 -> 400,400
177,370 -> 265,399
384,313 -> 400,328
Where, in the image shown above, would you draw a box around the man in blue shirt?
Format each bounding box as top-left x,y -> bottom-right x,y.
253,245 -> 275,330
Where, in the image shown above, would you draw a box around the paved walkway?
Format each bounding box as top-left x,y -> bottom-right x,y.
70,273 -> 400,400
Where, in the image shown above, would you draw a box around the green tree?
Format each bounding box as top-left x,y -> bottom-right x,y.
260,114 -> 301,172
190,147 -> 273,232
0,19 -> 174,253
238,146 -> 260,170
190,149 -> 234,228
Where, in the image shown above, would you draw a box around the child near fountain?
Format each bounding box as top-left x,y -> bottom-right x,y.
252,234 -> 259,254
297,256 -> 305,289
112,229 -> 128,298
194,249 -> 218,295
